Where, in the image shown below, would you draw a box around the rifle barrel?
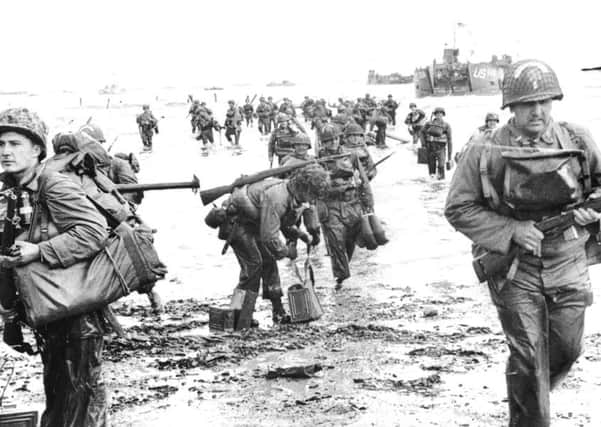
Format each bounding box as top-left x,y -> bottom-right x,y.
116,175 -> 200,193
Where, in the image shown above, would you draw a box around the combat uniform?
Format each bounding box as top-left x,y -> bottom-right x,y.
383,97 -> 399,126
196,113 -> 220,146
136,107 -> 158,150
0,108 -> 110,427
404,106 -> 426,144
256,101 -> 272,135
445,59 -> 601,427
268,126 -> 298,166
317,127 -> 373,286
243,103 -> 254,127
422,110 -> 452,179
228,178 -> 318,322
224,104 -> 243,146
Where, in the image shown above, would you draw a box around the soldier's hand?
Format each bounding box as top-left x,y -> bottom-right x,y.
11,241 -> 41,265
309,230 -> 320,247
574,207 -> 601,226
286,241 -> 298,260
298,231 -> 312,245
512,221 -> 544,257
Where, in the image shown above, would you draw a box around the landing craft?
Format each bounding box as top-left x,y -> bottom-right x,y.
414,49 -> 512,97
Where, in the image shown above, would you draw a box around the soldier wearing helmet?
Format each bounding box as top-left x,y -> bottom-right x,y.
267,96 -> 278,131
317,124 -> 376,290
456,112 -> 502,163
383,95 -> 399,126
242,99 -> 254,128
224,164 -> 329,325
136,104 -> 159,151
256,97 -> 272,135
268,113 -> 308,166
445,59 -> 601,426
404,102 -> 426,144
343,123 -> 377,180
0,108 -> 110,425
224,100 -> 243,147
422,107 -> 453,179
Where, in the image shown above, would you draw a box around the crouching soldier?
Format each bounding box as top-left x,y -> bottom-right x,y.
224,165 -> 330,324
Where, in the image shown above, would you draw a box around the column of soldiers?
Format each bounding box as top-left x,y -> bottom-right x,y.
4,59 -> 599,426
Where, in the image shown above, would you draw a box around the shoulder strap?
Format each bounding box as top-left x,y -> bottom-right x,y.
558,121 -> 592,194
479,133 -> 501,210
28,165 -> 50,242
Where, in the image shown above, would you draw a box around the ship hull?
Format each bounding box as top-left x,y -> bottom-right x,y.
414,63 -> 504,98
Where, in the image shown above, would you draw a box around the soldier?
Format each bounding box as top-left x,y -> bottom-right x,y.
189,99 -> 201,133
267,96 -> 278,131
243,100 -> 254,127
317,125 -> 374,290
300,96 -> 315,122
383,94 -> 399,126
256,97 -> 272,135
136,104 -> 159,151
343,123 -> 377,180
422,107 -> 452,179
445,59 -> 601,427
268,113 -> 303,166
456,112 -> 501,163
404,102 -> 426,144
0,108 -> 110,426
281,134 -> 315,167
226,165 -> 329,324
224,100 -> 243,146
278,98 -> 296,117
196,110 -> 221,147
372,106 -> 390,148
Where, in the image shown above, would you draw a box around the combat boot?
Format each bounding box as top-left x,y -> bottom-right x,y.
271,298 -> 291,324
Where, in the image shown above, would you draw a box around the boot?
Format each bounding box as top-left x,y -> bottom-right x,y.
335,277 -> 345,291
437,167 -> 445,180
271,298 -> 291,324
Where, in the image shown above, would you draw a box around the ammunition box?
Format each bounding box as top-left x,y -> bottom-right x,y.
208,307 -> 235,331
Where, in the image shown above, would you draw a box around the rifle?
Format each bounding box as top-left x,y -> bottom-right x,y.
371,151 -> 395,170
199,153 -> 350,206
472,196 -> 601,282
116,175 -> 200,193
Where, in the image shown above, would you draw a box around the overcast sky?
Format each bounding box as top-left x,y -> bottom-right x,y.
1,0 -> 597,91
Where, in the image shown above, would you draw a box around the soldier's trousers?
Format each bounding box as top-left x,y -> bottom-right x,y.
426,142 -> 446,178
375,124 -> 387,147
230,222 -> 282,299
197,129 -> 214,145
259,118 -> 270,134
140,129 -> 154,148
318,200 -> 362,282
488,246 -> 592,427
39,316 -> 107,427
225,128 -> 241,145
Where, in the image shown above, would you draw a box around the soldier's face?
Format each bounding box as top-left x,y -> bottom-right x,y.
0,131 -> 41,175
511,99 -> 552,136
278,121 -> 289,130
325,138 -> 339,150
486,120 -> 498,129
294,145 -> 308,156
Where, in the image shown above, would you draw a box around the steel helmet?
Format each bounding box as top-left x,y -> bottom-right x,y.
320,124 -> 341,142
433,107 -> 446,116
52,132 -> 83,154
344,122 -> 364,137
291,134 -> 312,148
501,59 -> 563,109
0,108 -> 48,160
485,112 -> 499,123
409,102 -> 417,108
79,122 -> 106,143
142,104 -> 150,110
276,113 -> 290,124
